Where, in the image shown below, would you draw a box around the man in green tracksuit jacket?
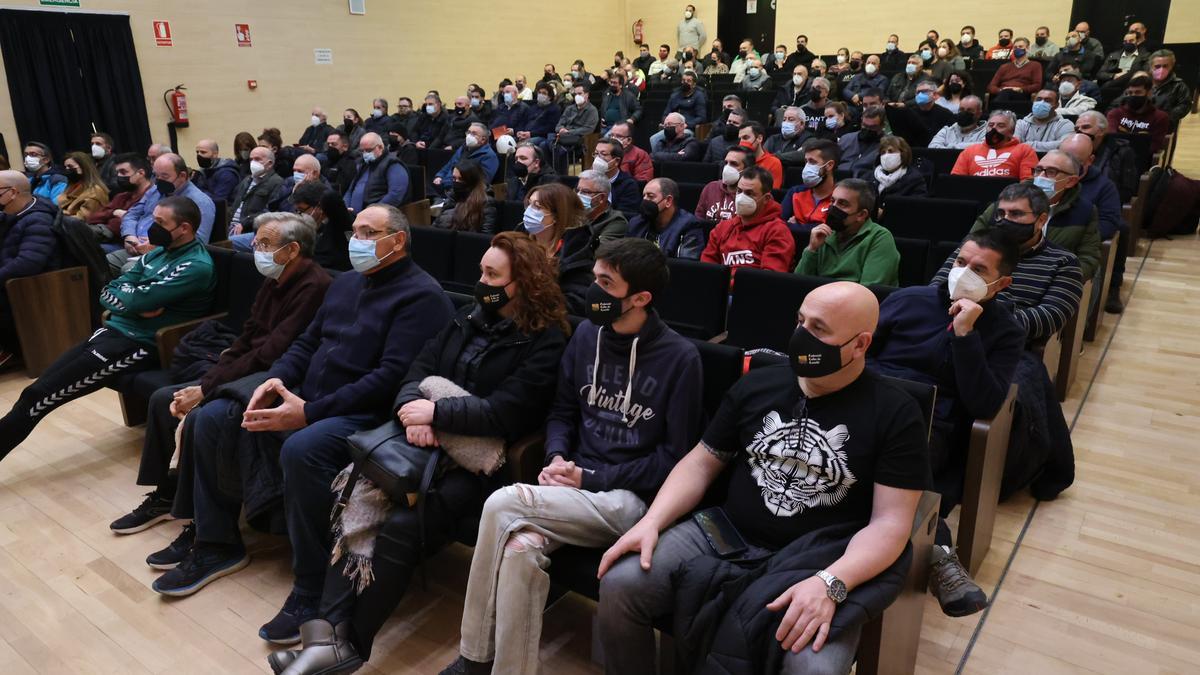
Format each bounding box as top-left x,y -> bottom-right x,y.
0,195 -> 216,462
795,178 -> 900,287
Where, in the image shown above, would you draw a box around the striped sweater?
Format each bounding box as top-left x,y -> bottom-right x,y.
932,238 -> 1083,346
99,239 -> 216,347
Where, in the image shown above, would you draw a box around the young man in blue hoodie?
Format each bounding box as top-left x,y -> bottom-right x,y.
444,238 -> 704,675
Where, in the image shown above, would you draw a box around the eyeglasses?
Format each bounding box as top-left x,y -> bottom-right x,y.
1031,166 -> 1072,179
577,188 -> 606,197
994,208 -> 1033,220
252,241 -> 283,253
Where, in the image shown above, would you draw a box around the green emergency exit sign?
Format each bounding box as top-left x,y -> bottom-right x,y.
40,0 -> 81,6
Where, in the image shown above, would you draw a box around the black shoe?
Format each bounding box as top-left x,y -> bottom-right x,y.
259,591 -> 321,645
929,545 -> 988,617
1104,292 -> 1125,314
146,522 -> 196,570
110,491 -> 175,534
151,544 -> 249,597
439,656 -> 493,675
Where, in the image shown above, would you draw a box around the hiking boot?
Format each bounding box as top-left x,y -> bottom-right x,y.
267,649 -> 299,674
110,490 -> 175,534
151,544 -> 249,597
929,545 -> 988,617
146,523 -> 196,570
438,656 -> 494,675
1104,292 -> 1125,314
259,591 -> 321,645
277,619 -> 362,675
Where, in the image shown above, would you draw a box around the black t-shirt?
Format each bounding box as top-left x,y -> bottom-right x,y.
701,364 -> 930,550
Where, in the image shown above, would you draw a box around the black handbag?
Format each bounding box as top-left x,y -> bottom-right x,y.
332,421 -> 441,524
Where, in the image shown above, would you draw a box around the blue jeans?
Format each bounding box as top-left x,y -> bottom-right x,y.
229,232 -> 255,252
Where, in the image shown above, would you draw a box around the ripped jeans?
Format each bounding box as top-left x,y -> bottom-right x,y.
459,484 -> 646,674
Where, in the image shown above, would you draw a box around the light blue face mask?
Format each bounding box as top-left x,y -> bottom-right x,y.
254,247 -> 287,280
503,92 -> 515,105
579,193 -> 594,210
824,116 -> 838,130
292,171 -> 306,184
905,64 -> 918,75
1031,100 -> 1053,119
1033,175 -> 1058,197
523,205 -> 547,234
347,232 -> 398,273
915,91 -> 933,106
781,121 -> 798,137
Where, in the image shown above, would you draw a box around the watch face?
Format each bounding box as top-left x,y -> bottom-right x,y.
830,579 -> 848,603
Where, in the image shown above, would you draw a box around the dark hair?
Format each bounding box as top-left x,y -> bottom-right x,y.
63,151 -> 105,193
802,138 -> 841,164
724,145 -> 753,166
835,178 -> 877,218
997,181 -> 1050,217
659,44 -> 670,51
652,177 -> 680,203
488,231 -> 570,334
257,128 -> 283,151
594,237 -> 669,303
861,87 -> 884,100
942,70 -> 975,96
113,152 -> 150,178
861,104 -> 886,123
292,180 -> 329,210
965,230 -> 1020,276
1127,73 -> 1153,90
91,132 -> 115,148
878,135 -> 913,168
740,165 -> 774,193
449,159 -> 489,232
156,195 -> 201,232
23,141 -> 52,161
233,132 -> 256,155
739,120 -> 766,139
595,137 -> 624,160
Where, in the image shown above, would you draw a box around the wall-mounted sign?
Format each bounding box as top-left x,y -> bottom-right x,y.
39,0 -> 81,7
235,23 -> 251,47
314,48 -> 333,65
153,20 -> 172,47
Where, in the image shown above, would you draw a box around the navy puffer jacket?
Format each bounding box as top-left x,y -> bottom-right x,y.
0,196 -> 60,285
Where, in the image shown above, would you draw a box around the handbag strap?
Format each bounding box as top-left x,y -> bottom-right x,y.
413,448 -> 442,591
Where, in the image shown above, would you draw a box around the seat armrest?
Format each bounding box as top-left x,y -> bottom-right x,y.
958,383 -> 1017,575
706,331 -> 728,344
506,432 -> 546,485
154,313 -> 229,370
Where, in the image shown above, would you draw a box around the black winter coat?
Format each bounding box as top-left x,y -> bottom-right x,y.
0,196 -> 60,286
394,305 -> 567,444
672,521 -> 911,675
557,225 -> 597,316
411,111 -> 450,147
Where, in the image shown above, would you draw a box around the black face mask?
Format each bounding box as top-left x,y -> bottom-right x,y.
663,125 -> 679,141
344,118 -> 356,129
156,178 -> 176,196
1035,36 -> 1047,46
998,38 -> 1012,47
1124,95 -> 1148,110
723,125 -> 739,141
115,176 -> 135,192
474,280 -> 511,314
858,128 -> 880,144
1123,42 -> 1136,53
824,204 -> 850,232
66,170 -> 82,184
585,282 -> 629,327
610,85 -> 620,94
455,107 -> 467,116
985,128 -> 1006,147
512,161 -> 530,179
147,222 -> 174,248
947,82 -> 964,95
196,155 -> 214,169
956,110 -> 977,127
451,181 -> 471,201
638,198 -> 661,223
326,148 -> 342,164
788,324 -> 856,378
850,60 -> 862,70
993,217 -> 1035,243
739,50 -> 747,58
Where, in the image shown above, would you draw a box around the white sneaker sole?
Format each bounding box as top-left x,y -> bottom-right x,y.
154,554 -> 251,597
111,511 -> 174,535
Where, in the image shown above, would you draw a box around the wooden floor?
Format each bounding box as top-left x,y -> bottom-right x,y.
1,117 -> 1199,674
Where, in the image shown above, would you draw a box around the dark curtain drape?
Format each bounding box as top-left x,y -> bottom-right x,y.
0,9 -> 151,161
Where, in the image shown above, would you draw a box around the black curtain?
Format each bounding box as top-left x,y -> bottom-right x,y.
0,9 -> 150,161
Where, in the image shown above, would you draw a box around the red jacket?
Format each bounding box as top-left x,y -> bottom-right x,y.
987,60 -> 1043,95
951,138 -> 1038,180
87,187 -> 145,237
701,197 -> 795,274
621,144 -> 655,181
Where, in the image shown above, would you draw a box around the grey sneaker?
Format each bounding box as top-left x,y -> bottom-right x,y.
267,649 -> 299,674
929,545 -> 988,617
277,620 -> 361,675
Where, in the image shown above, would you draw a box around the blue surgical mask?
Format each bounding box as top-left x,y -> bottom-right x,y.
802,162 -> 824,186
578,193 -> 594,210
1031,100 -> 1053,119
915,91 -> 932,106
905,63 -> 918,75
292,171 -> 306,184
1033,175 -> 1058,196
425,104 -> 436,115
921,49 -> 932,60
781,121 -> 798,137
523,205 -> 547,234
347,232 -> 397,273
254,248 -> 287,280
362,150 -> 377,164
503,92 -> 515,104
824,116 -> 838,130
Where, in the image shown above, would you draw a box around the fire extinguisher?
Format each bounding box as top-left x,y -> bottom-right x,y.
632,19 -> 644,46
164,85 -> 189,127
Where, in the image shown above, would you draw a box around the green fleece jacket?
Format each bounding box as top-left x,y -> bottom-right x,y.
971,184 -> 1101,279
795,218 -> 900,287
99,239 -> 216,347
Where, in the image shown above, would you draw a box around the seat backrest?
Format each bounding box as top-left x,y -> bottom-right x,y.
676,181 -> 705,214
210,200 -> 229,243
880,376 -> 936,441
725,270 -> 832,351
931,174 -> 1015,210
448,231 -> 493,293
408,226 -> 456,282
893,236 -> 931,287
445,290 -> 474,309
911,147 -> 962,177
991,99 -> 1032,119
880,196 -> 979,242
497,200 -> 525,232
657,160 -> 720,185
557,175 -> 580,190
224,251 -> 265,331
1113,133 -> 1152,176
926,240 -> 960,280
205,245 -> 240,315
423,147 -> 456,174
690,339 -> 745,418
658,259 -> 730,339
403,164 -> 427,202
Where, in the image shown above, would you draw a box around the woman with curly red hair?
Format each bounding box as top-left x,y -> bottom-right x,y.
269,232 -> 569,674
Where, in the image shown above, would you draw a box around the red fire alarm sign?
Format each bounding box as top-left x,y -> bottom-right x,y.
247,80 -> 258,90
153,20 -> 172,47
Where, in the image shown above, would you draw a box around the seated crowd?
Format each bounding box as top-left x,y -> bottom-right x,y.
0,14 -> 1189,675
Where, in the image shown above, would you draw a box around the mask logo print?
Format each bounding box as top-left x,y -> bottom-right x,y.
746,412 -> 856,516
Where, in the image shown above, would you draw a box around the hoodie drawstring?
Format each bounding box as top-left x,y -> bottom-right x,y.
588,326 -> 603,407
587,326 -> 641,424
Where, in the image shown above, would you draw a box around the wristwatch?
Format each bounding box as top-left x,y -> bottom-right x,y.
815,570 -> 847,604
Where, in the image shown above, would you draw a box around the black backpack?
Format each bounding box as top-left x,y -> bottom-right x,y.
50,209 -> 112,327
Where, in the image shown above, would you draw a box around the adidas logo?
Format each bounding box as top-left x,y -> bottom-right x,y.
972,148 -> 1012,169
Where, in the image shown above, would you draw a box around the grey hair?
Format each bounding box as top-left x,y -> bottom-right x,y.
835,178 -> 877,218
578,169 -> 611,194
1078,110 -> 1108,131
253,145 -> 276,162
468,122 -> 489,137
252,212 -> 317,257
366,203 -> 412,237
785,106 -> 806,122
998,182 -> 1050,217
961,95 -> 983,109
811,77 -> 831,91
988,109 -> 1018,127
1044,149 -> 1082,175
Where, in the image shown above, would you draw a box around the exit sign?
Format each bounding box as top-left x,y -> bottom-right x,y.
40,0 -> 81,6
